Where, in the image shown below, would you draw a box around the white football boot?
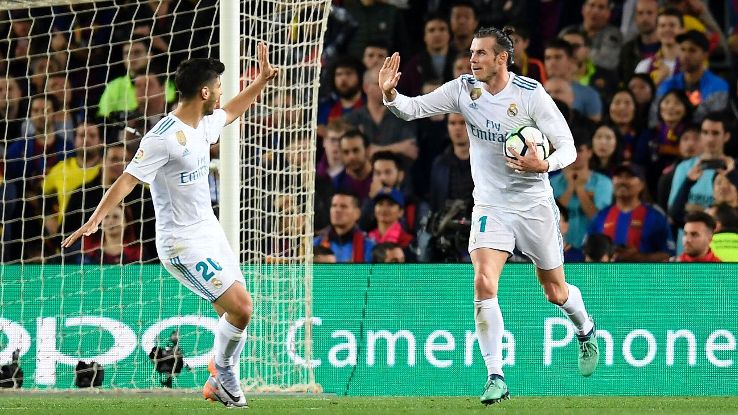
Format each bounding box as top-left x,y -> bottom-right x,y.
203,358 -> 248,408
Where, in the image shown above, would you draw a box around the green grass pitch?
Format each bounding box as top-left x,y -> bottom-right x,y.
1,395 -> 738,415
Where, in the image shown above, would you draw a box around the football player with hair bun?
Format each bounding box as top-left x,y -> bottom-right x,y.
379,26 -> 598,404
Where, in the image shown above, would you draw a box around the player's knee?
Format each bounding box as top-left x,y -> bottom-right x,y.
234,298 -> 253,324
474,272 -> 498,297
542,282 -> 567,305
225,291 -> 253,326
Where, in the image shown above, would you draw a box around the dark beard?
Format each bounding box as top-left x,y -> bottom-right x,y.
203,100 -> 216,116
336,85 -> 360,100
347,161 -> 365,173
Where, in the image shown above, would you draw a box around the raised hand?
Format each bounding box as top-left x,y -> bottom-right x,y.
257,42 -> 278,82
721,155 -> 735,173
379,52 -> 402,100
687,162 -> 703,182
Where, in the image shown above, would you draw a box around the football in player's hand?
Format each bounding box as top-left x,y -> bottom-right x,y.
504,126 -> 550,160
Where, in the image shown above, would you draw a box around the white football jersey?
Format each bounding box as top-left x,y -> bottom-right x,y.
386,73 -> 576,210
125,109 -> 226,244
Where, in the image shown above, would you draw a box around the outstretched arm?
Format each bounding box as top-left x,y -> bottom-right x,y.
222,42 -> 279,125
61,172 -> 140,248
380,52 -> 460,120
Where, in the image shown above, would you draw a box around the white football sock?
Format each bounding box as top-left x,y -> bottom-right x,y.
231,330 -> 248,378
214,313 -> 244,368
474,298 -> 505,378
557,283 -> 594,336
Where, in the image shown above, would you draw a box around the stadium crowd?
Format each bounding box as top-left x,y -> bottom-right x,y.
1,0 -> 738,264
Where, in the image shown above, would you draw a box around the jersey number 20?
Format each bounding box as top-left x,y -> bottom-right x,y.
196,258 -> 223,281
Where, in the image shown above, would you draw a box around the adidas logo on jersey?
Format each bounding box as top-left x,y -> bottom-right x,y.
469,102 -> 478,109
183,148 -> 191,157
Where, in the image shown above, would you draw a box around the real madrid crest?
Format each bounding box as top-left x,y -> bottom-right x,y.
176,131 -> 187,146
507,103 -> 518,117
133,148 -> 144,163
470,87 -> 482,101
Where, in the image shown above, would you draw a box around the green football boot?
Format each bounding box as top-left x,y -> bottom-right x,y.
577,321 -> 599,377
480,375 -> 509,405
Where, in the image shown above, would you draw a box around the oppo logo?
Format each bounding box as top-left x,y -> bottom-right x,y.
0,316 -> 217,385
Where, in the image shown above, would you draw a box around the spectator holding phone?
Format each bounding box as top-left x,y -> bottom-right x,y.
668,113 -> 735,254
669,158 -> 732,229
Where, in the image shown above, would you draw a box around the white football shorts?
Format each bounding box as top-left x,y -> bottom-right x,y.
160,222 -> 245,302
468,197 -> 565,270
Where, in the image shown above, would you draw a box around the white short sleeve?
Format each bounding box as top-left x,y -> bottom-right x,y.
203,109 -> 228,144
124,135 -> 170,184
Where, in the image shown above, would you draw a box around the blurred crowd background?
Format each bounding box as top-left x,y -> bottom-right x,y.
1,0 -> 737,265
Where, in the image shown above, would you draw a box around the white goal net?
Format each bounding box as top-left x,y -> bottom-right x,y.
0,0 -> 329,391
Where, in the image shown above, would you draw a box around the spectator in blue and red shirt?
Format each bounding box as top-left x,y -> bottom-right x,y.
314,192 -> 374,263
588,163 -> 675,262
